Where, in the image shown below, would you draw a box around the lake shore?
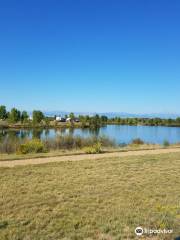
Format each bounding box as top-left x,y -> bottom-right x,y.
1,125 -> 180,154
1,143 -> 180,163
0,120 -> 88,129
1,120 -> 180,129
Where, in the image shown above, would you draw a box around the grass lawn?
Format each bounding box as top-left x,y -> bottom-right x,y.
0,153 -> 180,240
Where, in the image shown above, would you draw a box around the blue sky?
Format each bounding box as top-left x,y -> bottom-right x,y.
0,0 -> 180,113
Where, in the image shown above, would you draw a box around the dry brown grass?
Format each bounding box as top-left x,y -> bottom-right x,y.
0,152 -> 180,239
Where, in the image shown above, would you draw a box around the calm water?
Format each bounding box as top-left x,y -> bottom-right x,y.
1,125 -> 180,144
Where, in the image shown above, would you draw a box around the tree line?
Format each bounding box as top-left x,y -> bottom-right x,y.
0,105 -> 44,124
78,115 -> 180,127
0,105 -> 180,127
107,116 -> 180,127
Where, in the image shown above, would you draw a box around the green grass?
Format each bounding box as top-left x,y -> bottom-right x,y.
0,153 -> 180,239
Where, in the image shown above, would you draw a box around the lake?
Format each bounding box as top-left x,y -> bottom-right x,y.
1,125 -> 180,144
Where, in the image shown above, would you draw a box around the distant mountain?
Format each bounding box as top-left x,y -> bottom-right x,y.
98,112 -> 180,119
43,111 -> 179,119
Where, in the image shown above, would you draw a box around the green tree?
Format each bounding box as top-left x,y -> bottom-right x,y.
90,114 -> 101,128
21,111 -> 29,123
9,108 -> 21,123
101,115 -> 108,122
32,111 -> 44,124
167,118 -> 173,125
69,112 -> 75,119
0,105 -> 7,120
176,117 -> 180,124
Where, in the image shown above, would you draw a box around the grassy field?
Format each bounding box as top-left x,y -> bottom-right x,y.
0,153 -> 180,240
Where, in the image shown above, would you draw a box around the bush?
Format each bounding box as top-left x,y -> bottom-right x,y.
163,140 -> 170,147
98,135 -> 116,147
83,142 -> 102,154
131,138 -> 144,145
18,139 -> 47,154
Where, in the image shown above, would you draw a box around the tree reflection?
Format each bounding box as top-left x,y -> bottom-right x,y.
69,127 -> 74,135
89,127 -> 100,136
32,129 -> 43,139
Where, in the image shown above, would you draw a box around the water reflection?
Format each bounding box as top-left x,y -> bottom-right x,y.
69,128 -> 74,135
45,129 -> 50,138
0,129 -> 7,142
32,129 -> 43,139
89,127 -> 100,136
0,125 -> 180,144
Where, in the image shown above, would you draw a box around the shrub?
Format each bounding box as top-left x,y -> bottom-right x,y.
98,135 -> 116,147
18,139 -> 47,154
163,140 -> 170,147
131,138 -> 144,145
83,142 -> 102,154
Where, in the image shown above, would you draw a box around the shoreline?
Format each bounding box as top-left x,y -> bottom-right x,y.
1,144 -> 180,162
1,122 -> 180,129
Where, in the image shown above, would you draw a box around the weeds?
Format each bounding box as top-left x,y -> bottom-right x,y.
131,138 -> 144,145
163,140 -> 170,147
17,139 -> 47,154
0,135 -> 116,154
83,142 -> 102,154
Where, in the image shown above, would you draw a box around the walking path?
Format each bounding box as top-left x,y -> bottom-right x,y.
1,148 -> 180,168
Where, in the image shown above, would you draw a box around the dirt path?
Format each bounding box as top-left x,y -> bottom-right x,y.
1,148 -> 180,168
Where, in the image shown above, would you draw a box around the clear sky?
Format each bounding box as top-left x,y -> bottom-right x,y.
0,0 -> 180,113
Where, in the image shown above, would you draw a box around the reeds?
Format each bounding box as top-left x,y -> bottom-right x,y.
0,135 -> 117,154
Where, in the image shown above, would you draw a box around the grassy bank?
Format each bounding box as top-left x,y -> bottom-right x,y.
1,143 -> 179,162
0,152 -> 180,239
0,135 -> 116,155
1,133 -> 180,161
0,120 -> 89,129
1,119 -> 180,130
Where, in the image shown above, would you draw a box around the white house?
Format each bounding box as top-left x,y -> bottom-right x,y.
66,117 -> 72,122
56,116 -> 66,122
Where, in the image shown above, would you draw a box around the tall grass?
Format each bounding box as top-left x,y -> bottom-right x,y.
0,135 -> 117,154
131,138 -> 145,145
0,137 -> 21,154
44,135 -> 116,151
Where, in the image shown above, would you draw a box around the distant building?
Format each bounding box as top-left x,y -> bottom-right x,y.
74,118 -> 80,122
66,117 -> 72,122
56,116 -> 66,122
56,116 -> 80,123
